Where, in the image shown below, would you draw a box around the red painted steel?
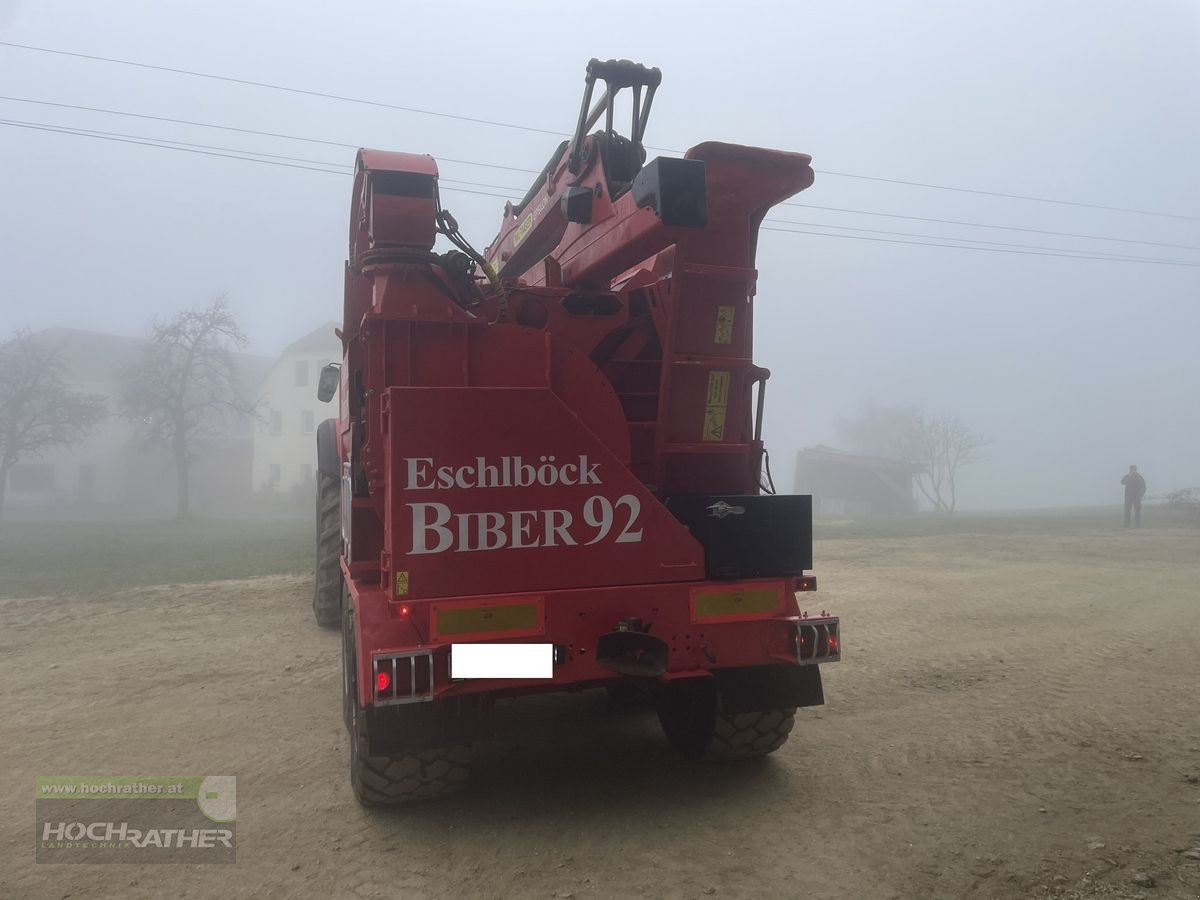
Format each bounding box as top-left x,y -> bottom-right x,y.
333,62 -> 824,709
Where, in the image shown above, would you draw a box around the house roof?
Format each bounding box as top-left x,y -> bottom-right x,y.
799,445 -> 921,472
281,321 -> 341,356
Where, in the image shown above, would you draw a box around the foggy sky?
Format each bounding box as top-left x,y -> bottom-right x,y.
1,0 -> 1197,510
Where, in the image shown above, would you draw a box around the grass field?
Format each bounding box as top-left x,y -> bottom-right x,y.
0,505 -> 1193,598
0,517 -> 312,598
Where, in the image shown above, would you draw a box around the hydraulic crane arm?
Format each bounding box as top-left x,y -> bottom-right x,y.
483,58 -> 690,284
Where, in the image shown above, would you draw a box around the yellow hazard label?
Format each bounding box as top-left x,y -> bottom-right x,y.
395,571 -> 409,596
703,370 -> 731,441
703,406 -> 728,441
511,211 -> 535,249
706,370 -> 730,407
714,305 -> 735,344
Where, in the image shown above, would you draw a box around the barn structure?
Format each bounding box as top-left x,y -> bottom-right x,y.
794,446 -> 919,516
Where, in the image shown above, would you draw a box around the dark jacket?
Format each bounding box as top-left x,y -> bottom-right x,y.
1121,472 -> 1146,500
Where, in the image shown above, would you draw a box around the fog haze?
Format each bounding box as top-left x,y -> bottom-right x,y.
2,0 -> 1197,510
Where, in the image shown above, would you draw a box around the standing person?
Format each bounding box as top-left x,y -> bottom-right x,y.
1121,465 -> 1146,528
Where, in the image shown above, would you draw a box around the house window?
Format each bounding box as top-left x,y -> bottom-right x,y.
299,463 -> 313,483
9,463 -> 54,492
295,360 -> 309,387
301,410 -> 315,435
270,409 -> 283,435
268,464 -> 281,487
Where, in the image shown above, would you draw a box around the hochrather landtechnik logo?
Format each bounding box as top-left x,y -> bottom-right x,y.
35,776 -> 236,864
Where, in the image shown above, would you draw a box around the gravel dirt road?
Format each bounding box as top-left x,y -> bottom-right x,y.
3,527 -> 1199,899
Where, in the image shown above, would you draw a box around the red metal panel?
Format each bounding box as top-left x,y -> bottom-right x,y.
357,149 -> 439,177
384,386 -> 704,600
346,573 -> 804,705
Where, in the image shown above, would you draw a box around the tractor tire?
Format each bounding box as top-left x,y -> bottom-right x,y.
655,678 -> 796,762
342,603 -> 471,806
313,470 -> 342,629
605,681 -> 655,708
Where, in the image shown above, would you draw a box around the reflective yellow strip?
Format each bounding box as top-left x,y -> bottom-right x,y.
694,588 -> 780,620
436,603 -> 539,637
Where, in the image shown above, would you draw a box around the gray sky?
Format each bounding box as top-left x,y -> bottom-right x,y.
1,0 -> 1198,509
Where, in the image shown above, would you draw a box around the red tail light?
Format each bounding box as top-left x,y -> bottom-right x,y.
375,670 -> 392,692
795,619 -> 840,663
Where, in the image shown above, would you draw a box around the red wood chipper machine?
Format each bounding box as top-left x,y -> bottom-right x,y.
312,58 -> 840,805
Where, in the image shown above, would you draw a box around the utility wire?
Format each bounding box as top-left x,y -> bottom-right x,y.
0,120 -> 517,200
4,119 -> 1198,267
766,219 -> 1197,264
2,94 -> 1194,254
774,205 -> 1200,253
0,95 -> 544,176
3,40 -> 1196,222
760,225 -> 1200,267
808,169 -> 1200,221
2,119 -> 532,197
0,41 -> 566,138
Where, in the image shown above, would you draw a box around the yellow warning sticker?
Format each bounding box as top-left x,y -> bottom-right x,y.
706,370 -> 730,407
703,406 -> 728,441
395,571 -> 409,596
714,305 -> 735,344
511,211 -> 535,249
703,370 -> 731,441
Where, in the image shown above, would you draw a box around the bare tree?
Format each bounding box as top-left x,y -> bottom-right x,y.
837,399 -> 987,513
121,298 -> 256,519
0,330 -> 106,519
909,414 -> 988,513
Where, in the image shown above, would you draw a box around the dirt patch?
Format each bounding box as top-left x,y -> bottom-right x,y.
2,529 -> 1199,898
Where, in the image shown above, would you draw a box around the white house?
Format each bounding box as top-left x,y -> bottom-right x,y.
4,328 -> 270,517
251,322 -> 341,496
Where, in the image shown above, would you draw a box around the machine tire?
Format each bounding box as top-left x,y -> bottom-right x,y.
655,678 -> 796,761
313,470 -> 342,629
342,603 -> 471,806
605,681 -> 655,708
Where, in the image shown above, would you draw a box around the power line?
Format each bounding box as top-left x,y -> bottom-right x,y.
0,120 -> 518,200
0,41 -> 567,139
776,205 -> 1200,253
760,224 -> 1200,267
764,218 -> 1197,264
8,119 -> 353,169
0,95 -> 544,176
4,119 -> 1198,268
810,169 -> 1200,222
3,93 -> 1195,254
2,118 -> 533,198
0,119 -> 348,175
3,40 -> 1197,222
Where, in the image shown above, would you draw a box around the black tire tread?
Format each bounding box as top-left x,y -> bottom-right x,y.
353,745 -> 471,806
702,707 -> 796,761
313,471 -> 341,628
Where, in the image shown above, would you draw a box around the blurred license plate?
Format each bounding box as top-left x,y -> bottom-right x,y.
450,643 -> 553,679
